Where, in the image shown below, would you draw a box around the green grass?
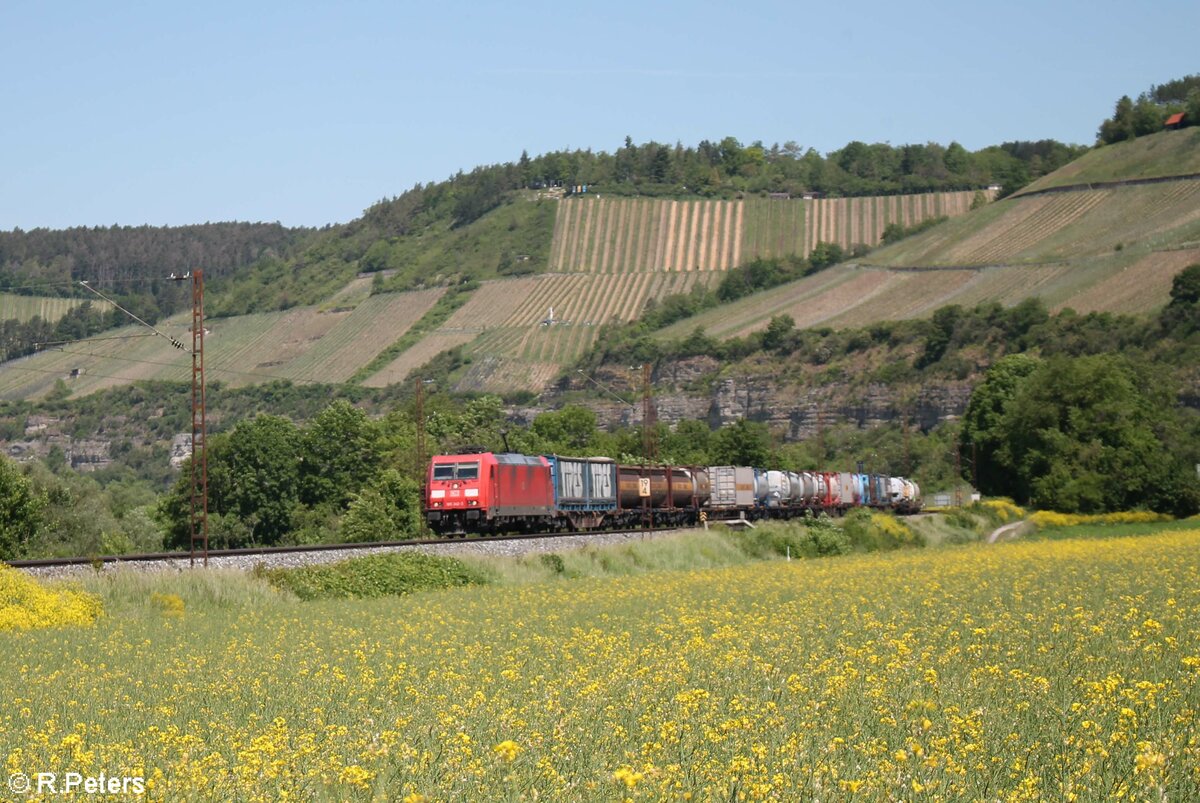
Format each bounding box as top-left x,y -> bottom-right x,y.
1019,128 -> 1200,192
1028,515 -> 1200,541
374,194 -> 557,291
350,283 -> 477,384
76,567 -> 294,614
250,514 -> 936,598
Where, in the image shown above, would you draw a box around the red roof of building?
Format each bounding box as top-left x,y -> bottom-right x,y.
1166,112 -> 1185,126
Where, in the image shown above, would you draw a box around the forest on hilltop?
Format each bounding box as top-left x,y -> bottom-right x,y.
1096,73 -> 1200,144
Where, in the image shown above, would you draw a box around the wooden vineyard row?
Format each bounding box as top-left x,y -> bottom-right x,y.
657,247 -> 1193,344
549,198 -> 745,273
871,181 -> 1200,268
802,190 -> 988,255
0,289 -> 446,400
362,271 -> 719,392
0,293 -> 83,324
548,190 -> 991,274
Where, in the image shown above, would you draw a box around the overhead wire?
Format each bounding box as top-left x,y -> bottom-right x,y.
0,277 -> 174,293
34,333 -> 159,348
8,278 -> 397,392
77,281 -> 186,349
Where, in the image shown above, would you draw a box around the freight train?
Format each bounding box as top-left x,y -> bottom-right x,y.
424,452 -> 921,535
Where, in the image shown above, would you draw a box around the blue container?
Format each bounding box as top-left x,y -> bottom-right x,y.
855,473 -> 872,506
545,455 -> 618,511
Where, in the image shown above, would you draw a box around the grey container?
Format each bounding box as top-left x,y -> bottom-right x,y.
708,466 -> 756,508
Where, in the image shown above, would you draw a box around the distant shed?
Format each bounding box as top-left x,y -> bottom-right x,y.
1165,112 -> 1186,130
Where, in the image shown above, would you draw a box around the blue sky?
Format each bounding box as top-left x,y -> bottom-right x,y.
2,0 -> 1196,229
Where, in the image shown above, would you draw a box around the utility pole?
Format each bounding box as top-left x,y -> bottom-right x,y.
414,375 -> 426,479
971,442 -> 978,490
640,363 -> 656,530
814,399 -> 824,462
954,444 -> 963,509
642,363 -> 657,464
902,407 -> 912,476
172,271 -> 208,567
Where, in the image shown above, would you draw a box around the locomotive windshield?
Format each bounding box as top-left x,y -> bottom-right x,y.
432,462 -> 480,480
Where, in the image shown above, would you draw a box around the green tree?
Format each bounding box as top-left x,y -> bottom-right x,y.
1187,87 -> 1200,128
916,305 -> 963,368
340,470 -> 421,542
161,415 -> 302,548
300,401 -> 381,509
531,405 -> 597,453
662,419 -> 713,465
1160,263 -> 1200,334
959,354 -> 1041,496
0,456 -> 44,560
1161,262 -> 1200,331
1132,94 -> 1166,136
711,419 -> 771,466
982,356 -> 1197,514
761,314 -> 796,352
808,242 -> 845,271
1099,95 -> 1137,144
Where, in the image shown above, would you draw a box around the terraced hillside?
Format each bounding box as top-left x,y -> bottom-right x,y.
0,293 -> 82,323
1018,127 -> 1200,192
804,190 -> 984,254
10,132 -> 1198,400
0,287 -> 445,400
548,190 -> 984,272
365,272 -> 714,392
866,181 -> 1200,268
660,160 -> 1200,342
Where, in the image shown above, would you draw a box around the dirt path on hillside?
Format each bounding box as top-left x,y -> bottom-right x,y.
987,520 -> 1031,544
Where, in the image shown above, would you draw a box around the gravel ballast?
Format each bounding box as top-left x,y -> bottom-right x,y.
17,529 -> 691,581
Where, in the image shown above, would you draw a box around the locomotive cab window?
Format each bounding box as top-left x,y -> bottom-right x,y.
433,462 -> 480,480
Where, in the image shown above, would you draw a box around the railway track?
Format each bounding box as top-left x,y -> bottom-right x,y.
8,527 -> 690,578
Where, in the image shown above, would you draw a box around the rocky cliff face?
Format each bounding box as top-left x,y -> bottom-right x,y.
3,416 -> 113,471
524,356 -> 975,440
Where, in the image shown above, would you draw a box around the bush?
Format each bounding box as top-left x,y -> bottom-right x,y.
725,517 -> 851,559
1028,510 -> 1170,530
260,552 -> 488,600
975,498 -> 1026,525
840,509 -> 924,551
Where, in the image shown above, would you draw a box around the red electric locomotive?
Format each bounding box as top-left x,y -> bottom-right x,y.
425,452 -> 555,534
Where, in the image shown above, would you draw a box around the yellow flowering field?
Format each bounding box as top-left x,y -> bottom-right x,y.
0,566 -> 102,633
3,531 -> 1200,801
